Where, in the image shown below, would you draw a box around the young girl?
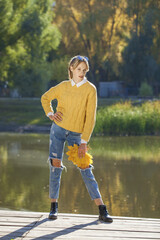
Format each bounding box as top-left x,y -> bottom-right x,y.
41,55 -> 113,222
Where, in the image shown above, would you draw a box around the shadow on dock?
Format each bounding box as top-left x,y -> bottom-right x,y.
1,216 -> 108,240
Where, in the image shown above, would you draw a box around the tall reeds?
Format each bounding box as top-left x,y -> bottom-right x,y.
94,101 -> 160,136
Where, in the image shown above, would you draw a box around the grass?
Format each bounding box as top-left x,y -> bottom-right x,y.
94,100 -> 160,136
0,98 -> 49,125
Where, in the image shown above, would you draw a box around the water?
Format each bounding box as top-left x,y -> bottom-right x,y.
0,133 -> 160,218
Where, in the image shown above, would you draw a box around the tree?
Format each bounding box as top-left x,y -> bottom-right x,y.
139,82 -> 153,97
54,0 -> 130,86
120,0 -> 160,95
0,0 -> 61,97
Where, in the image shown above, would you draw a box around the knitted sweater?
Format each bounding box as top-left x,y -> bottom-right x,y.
41,80 -> 97,142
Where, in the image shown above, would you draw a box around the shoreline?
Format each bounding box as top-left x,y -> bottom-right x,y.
0,123 -> 51,134
1,123 -> 160,137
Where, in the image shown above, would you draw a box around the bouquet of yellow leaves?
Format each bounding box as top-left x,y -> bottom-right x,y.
66,144 -> 93,169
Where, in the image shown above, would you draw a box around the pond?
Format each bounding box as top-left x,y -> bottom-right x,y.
0,133 -> 160,219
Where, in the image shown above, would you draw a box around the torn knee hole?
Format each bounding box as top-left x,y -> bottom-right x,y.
51,158 -> 61,167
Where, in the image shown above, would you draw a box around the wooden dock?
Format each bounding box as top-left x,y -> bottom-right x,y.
0,210 -> 160,240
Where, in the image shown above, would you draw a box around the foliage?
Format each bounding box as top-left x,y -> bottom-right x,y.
0,0 -> 160,96
54,0 -> 160,92
50,56 -> 69,83
54,0 -> 131,85
0,0 -> 61,97
138,82 -> 153,97
94,101 -> 160,136
120,0 -> 160,93
66,144 -> 93,169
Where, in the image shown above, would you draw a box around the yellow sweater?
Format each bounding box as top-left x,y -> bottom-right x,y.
41,80 -> 97,142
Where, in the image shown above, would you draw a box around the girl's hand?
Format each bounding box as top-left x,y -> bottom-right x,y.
78,143 -> 87,158
49,112 -> 63,122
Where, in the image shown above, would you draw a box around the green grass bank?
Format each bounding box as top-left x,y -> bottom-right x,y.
94,101 -> 160,136
0,98 -> 160,136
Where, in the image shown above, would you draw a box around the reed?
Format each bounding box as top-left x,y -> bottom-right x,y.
94,101 -> 160,136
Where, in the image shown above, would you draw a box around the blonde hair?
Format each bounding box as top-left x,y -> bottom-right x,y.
68,55 -> 89,80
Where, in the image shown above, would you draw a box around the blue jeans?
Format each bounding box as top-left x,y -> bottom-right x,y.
49,122 -> 101,200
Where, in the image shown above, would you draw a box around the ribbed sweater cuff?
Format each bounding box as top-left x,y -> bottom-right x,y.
81,139 -> 87,144
81,133 -> 90,143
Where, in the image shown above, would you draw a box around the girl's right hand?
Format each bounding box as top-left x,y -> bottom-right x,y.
49,112 -> 63,122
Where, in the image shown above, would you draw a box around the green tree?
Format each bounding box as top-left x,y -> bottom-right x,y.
50,56 -> 69,83
0,0 -> 61,97
139,82 -> 153,97
121,0 -> 160,95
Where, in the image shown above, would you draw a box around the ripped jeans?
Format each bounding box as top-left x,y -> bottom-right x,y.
49,122 -> 101,200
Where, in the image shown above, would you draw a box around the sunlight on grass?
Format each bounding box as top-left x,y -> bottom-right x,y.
94,100 -> 160,136
29,118 -> 42,125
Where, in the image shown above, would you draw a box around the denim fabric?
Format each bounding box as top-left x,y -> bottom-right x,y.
80,166 -> 101,200
49,122 -> 101,200
49,122 -> 81,160
49,160 -> 63,199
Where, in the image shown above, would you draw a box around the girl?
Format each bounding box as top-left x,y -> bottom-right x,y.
41,55 -> 113,222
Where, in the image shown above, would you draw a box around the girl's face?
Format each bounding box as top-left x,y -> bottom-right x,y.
71,62 -> 88,83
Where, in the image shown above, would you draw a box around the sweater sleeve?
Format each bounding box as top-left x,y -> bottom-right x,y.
41,82 -> 63,116
81,88 -> 97,142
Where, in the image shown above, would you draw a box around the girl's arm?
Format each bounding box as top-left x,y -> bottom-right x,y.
81,88 -> 97,142
78,88 -> 97,158
41,83 -> 63,116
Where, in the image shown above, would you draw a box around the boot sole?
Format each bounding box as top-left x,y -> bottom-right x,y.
48,215 -> 58,220
99,216 -> 113,223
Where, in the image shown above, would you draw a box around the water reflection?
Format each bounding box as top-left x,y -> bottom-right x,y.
0,133 -> 159,218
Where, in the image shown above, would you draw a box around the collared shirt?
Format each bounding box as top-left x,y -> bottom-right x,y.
70,77 -> 87,87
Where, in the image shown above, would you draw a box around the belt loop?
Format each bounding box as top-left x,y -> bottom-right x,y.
66,130 -> 69,137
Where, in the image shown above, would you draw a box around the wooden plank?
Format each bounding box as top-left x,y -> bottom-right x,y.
30,224 -> 160,233
0,210 -> 159,240
0,227 -> 31,240
0,220 -> 159,232
40,215 -> 160,226
16,238 -> 160,240
25,215 -> 160,239
34,216 -> 160,230
0,217 -> 39,223
1,217 -> 159,229
0,210 -> 160,227
0,210 -> 42,218
0,221 -> 36,227
0,226 -> 31,232
60,213 -> 160,222
12,238 -> 160,240
22,227 -> 160,239
25,217 -> 159,233
3,236 -> 157,240
1,210 -> 160,222
1,215 -> 159,226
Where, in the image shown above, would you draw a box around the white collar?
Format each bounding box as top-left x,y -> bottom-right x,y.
71,77 -> 87,87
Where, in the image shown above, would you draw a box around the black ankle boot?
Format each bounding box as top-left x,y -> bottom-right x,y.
99,205 -> 113,222
49,202 -> 58,219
